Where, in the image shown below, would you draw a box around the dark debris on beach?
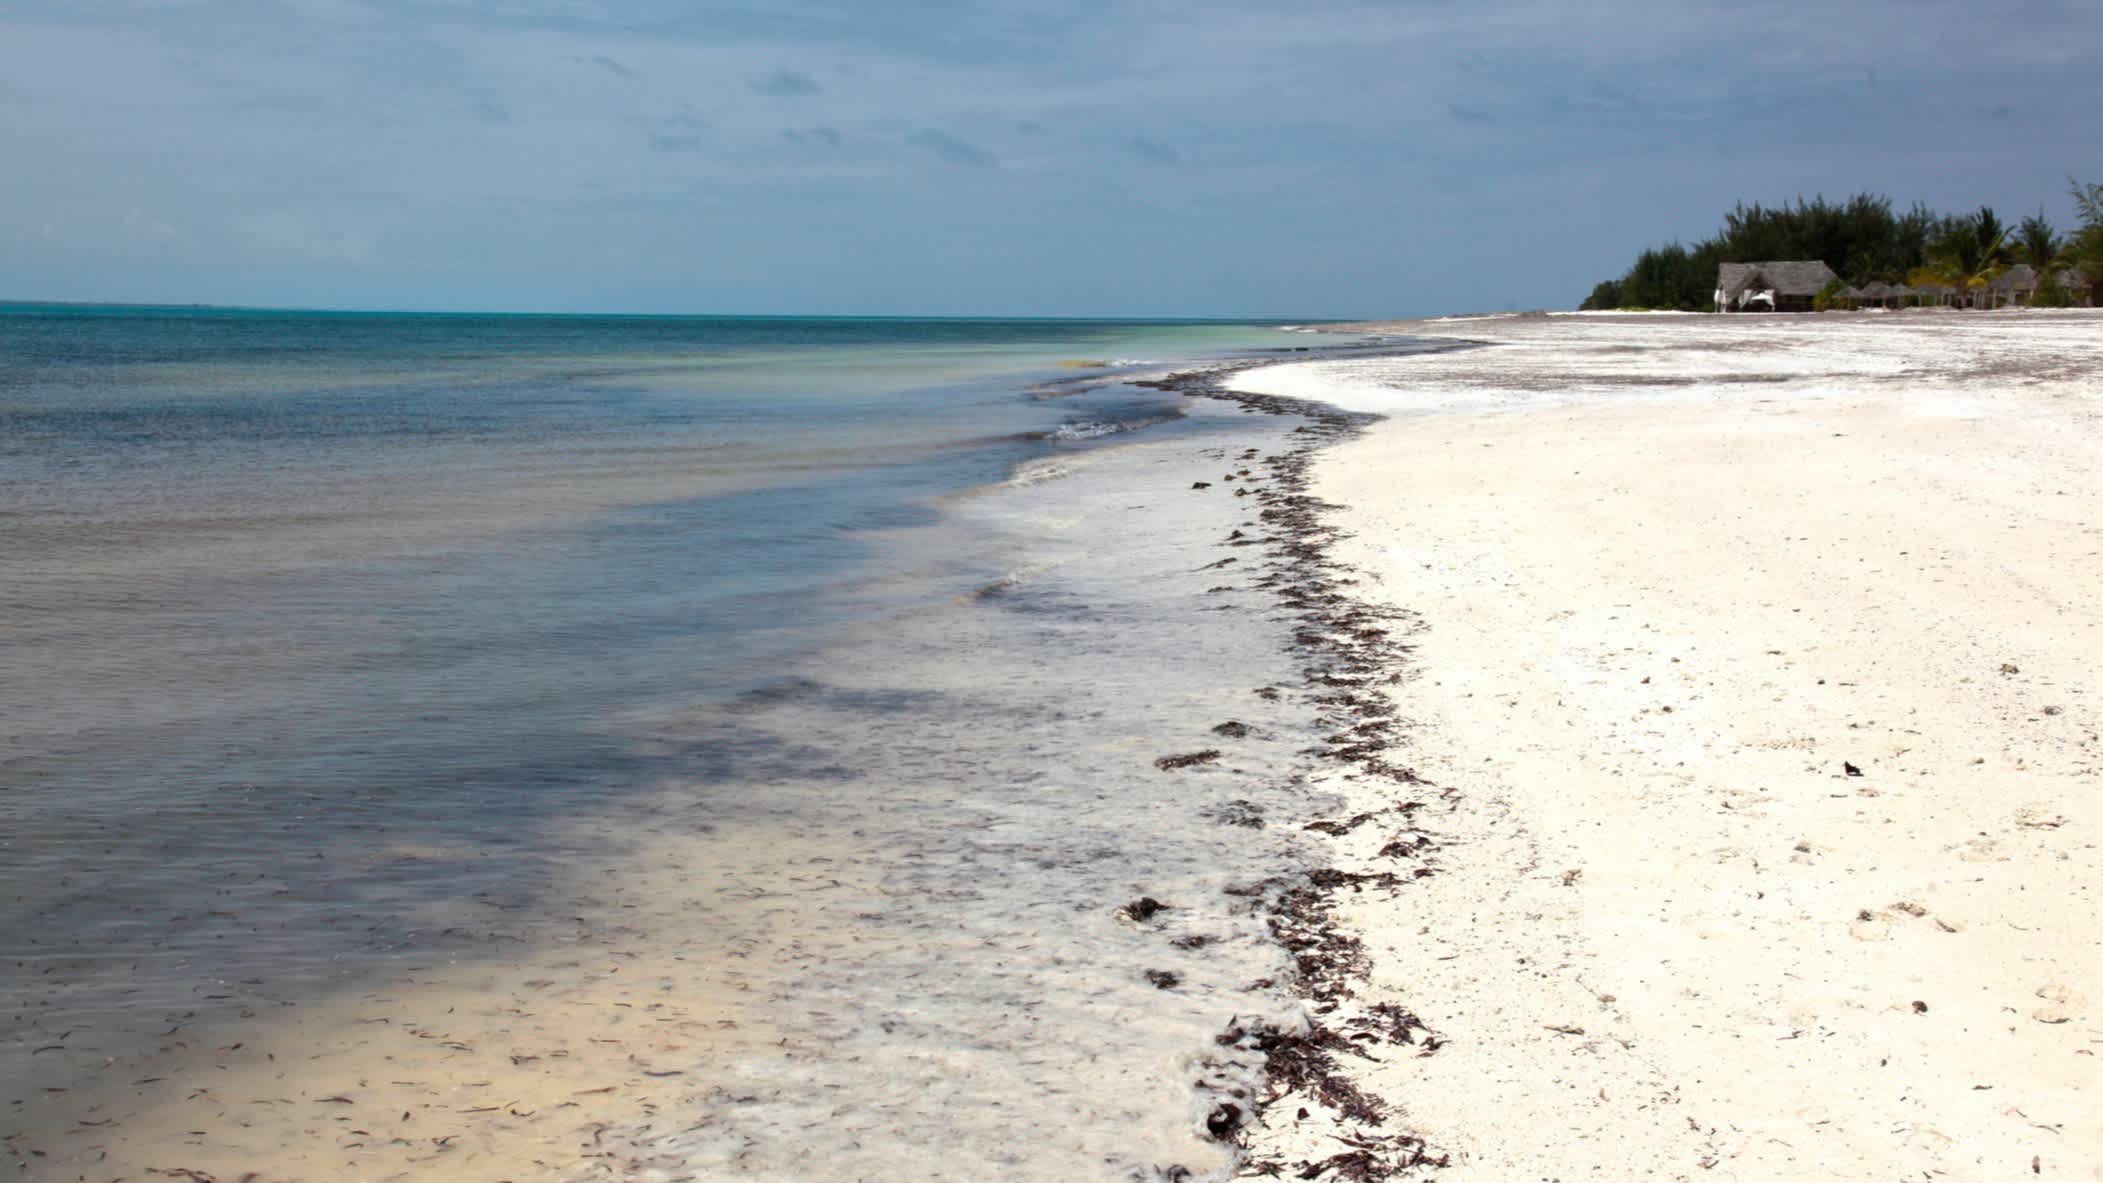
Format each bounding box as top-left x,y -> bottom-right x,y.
1134,365 -> 1457,1180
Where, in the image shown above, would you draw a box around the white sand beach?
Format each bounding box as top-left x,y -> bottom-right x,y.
1232,311 -> 2103,1180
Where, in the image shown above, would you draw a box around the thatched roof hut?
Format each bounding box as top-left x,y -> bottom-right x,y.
1986,264 -> 2040,307
1988,264 -> 2038,292
1715,260 -> 1842,312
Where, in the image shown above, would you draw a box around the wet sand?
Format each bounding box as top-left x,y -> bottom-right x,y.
4,396 -> 1346,1183
18,311 -> 2103,1180
1231,310 -> 2103,1180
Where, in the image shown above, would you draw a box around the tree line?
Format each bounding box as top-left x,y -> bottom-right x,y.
1580,182 -> 2103,311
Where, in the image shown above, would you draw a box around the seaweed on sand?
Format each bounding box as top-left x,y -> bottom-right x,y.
1145,364 -> 1459,1180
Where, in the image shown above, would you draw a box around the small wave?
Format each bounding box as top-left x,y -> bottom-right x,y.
1047,419 -> 1128,442
1004,455 -> 1084,487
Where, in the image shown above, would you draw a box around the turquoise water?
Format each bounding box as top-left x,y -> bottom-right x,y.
2,307 -> 1359,1179
2,307 -> 1286,802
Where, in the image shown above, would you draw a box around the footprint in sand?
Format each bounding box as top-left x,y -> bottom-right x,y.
2031,983 -> 2081,1025
1948,835 -> 2009,862
2013,805 -> 2070,830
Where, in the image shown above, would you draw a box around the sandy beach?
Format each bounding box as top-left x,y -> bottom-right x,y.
1231,310 -> 2103,1179
10,309 -> 2102,1182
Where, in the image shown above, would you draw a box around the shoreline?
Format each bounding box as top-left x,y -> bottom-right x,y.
1140,364 -> 1452,1178
1225,310 -> 2103,1179
20,310 -> 2101,1178
4,338 -> 1434,1182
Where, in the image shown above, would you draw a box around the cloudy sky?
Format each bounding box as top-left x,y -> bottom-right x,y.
3,0 -> 2097,317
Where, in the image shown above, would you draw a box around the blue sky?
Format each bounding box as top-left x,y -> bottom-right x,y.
3,0 -> 2097,317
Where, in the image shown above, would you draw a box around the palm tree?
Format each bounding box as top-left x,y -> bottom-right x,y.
2074,178 -> 2103,239
1909,207 -> 2008,308
2070,178 -> 2103,303
2015,211 -> 2064,270
2009,211 -> 2070,306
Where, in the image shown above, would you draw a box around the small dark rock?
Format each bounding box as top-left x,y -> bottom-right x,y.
1120,897 -> 1169,923
1145,969 -> 1181,990
1210,799 -> 1267,828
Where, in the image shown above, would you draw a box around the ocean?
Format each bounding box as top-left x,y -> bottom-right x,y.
1,307 -> 1373,1180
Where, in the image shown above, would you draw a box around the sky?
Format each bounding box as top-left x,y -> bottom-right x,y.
2,0 -> 2098,318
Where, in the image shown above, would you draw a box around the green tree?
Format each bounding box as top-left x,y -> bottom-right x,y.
2015,210 -> 2065,271
1616,242 -> 1720,310
1576,193 -> 1948,311
1580,278 -> 1625,311
1910,208 -> 2008,307
1713,195 -> 1934,283
2068,178 -> 2103,303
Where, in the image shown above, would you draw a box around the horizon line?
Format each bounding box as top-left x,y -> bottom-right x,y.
0,297 -> 1354,324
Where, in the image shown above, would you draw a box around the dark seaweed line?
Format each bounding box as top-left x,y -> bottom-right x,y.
1133,358 -> 1458,1183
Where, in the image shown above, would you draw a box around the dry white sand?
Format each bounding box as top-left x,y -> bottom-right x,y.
1233,311 -> 2103,1180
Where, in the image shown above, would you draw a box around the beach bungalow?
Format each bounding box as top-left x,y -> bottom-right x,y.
1986,265 -> 2040,308
1714,261 -> 1841,312
1858,281 -> 1898,309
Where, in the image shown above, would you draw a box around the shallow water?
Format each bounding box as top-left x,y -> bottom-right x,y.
0,309 -> 1356,1179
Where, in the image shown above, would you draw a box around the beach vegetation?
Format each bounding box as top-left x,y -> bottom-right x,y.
1909,208 -> 2010,308
2069,177 -> 2103,302
1601,241 -> 1723,311
2032,269 -> 2074,307
1583,195 -> 1936,312
1582,190 -> 2100,311
2015,211 -> 2066,271
2016,210 -> 2074,306
1579,278 -> 1624,311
